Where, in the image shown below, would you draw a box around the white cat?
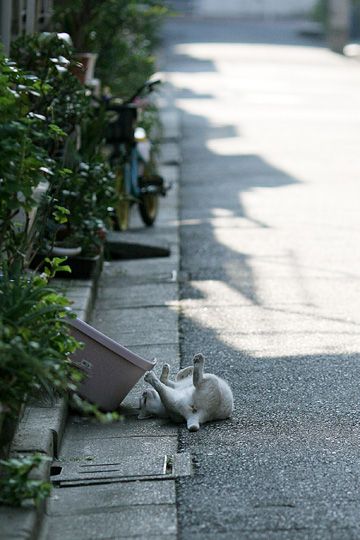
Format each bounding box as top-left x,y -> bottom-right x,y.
139,353 -> 234,432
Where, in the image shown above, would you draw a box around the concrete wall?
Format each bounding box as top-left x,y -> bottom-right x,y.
194,0 -> 318,18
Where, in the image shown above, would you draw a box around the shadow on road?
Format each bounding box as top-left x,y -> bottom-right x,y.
165,16 -> 360,538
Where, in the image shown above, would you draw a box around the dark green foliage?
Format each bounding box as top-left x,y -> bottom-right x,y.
0,55 -> 60,269
10,33 -> 115,257
0,453 -> 51,506
52,0 -> 168,98
47,161 -> 116,255
11,33 -> 91,139
0,6 -> 161,488
311,0 -> 328,25
0,264 -> 81,416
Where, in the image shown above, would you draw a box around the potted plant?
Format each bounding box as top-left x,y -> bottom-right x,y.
10,35 -> 113,272
52,1 -> 100,84
0,54 -> 63,273
32,161 -> 114,279
46,219 -> 107,279
11,33 -> 92,151
48,236 -> 83,257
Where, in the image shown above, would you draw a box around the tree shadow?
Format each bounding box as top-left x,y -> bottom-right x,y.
164,16 -> 326,48
178,106 -> 300,306
177,312 -> 360,536
165,52 -> 217,73
164,14 -> 360,538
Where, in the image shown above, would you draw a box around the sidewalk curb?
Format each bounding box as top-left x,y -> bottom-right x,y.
39,81 -> 182,540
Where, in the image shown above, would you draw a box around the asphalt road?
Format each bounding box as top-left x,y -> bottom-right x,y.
163,17 -> 360,539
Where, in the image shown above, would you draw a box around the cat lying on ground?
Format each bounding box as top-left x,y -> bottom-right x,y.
139,353 -> 234,432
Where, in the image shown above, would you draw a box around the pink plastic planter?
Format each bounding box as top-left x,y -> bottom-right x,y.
68,318 -> 156,411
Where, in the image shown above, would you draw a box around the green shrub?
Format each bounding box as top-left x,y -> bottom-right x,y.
0,55 -> 61,270
311,0 -> 328,25
0,263 -> 81,417
11,33 -> 91,145
45,161 -> 115,255
52,0 -> 168,98
10,34 -> 116,257
0,453 -> 51,507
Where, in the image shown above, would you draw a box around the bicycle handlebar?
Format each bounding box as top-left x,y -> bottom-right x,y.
92,79 -> 161,112
125,78 -> 161,105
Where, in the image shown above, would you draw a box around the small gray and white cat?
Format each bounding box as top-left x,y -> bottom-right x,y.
139,353 -> 234,432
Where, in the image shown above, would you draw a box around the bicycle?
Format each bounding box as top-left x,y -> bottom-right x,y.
103,79 -> 168,231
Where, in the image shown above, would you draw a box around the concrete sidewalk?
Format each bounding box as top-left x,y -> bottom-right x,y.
38,86 -> 185,540
0,82 -> 181,540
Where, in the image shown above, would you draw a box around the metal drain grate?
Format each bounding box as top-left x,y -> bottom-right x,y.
51,453 -> 192,487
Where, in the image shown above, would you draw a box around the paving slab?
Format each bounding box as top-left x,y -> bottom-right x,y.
160,141 -> 182,165
158,164 -> 180,185
44,504 -> 177,539
119,342 -> 181,409
100,258 -> 179,285
47,480 -> 176,515
157,83 -> 177,110
126,343 -> 180,365
92,306 -> 178,347
53,279 -> 93,289
106,228 -> 179,247
96,282 -> 178,309
65,415 -> 178,440
160,108 -> 181,140
60,434 -> 177,461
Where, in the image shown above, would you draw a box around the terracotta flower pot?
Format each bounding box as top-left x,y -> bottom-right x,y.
72,53 -> 98,84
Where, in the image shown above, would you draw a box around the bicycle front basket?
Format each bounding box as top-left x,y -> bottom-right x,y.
106,107 -> 136,143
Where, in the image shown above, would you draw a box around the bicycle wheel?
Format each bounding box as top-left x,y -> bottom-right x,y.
114,165 -> 131,231
138,158 -> 161,227
139,191 -> 159,226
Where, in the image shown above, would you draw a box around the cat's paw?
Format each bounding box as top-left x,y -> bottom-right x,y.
144,371 -> 156,384
193,353 -> 205,365
161,363 -> 170,378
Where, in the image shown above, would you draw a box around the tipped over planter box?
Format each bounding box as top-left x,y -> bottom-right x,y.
68,318 -> 156,411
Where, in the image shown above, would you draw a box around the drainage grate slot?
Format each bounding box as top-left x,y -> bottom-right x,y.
164,455 -> 174,475
50,465 -> 62,477
51,453 -> 192,487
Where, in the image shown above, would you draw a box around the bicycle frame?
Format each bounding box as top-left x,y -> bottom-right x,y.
103,78 -> 167,230
110,140 -> 143,200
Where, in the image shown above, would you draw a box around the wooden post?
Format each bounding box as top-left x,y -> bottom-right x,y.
25,0 -> 36,34
0,0 -> 13,55
328,0 -> 351,52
